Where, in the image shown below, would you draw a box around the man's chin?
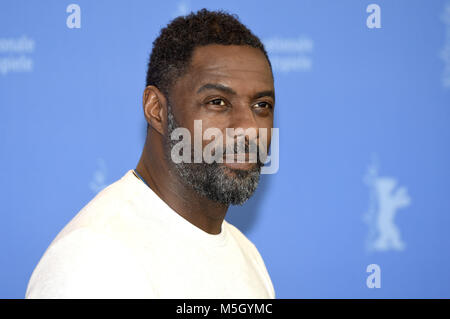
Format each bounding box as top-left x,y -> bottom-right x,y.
172,161 -> 261,206
220,162 -> 262,181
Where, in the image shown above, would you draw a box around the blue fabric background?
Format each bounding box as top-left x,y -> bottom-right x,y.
1,0 -> 449,298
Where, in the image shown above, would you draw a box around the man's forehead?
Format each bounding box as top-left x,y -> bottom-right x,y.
186,44 -> 273,87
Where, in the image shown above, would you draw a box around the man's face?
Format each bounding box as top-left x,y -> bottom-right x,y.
165,44 -> 275,205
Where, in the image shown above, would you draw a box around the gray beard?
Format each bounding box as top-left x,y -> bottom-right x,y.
164,105 -> 262,206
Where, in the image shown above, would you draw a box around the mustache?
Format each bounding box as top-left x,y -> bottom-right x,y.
223,140 -> 260,156
210,139 -> 267,165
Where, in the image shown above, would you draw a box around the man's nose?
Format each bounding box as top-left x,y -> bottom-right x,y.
227,104 -> 258,135
224,105 -> 259,158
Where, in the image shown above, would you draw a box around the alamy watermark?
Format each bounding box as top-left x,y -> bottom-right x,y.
169,120 -> 279,174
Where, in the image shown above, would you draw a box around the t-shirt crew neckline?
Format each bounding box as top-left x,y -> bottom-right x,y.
124,170 -> 229,247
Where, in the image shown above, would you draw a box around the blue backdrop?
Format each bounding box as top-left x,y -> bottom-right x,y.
1,0 -> 449,298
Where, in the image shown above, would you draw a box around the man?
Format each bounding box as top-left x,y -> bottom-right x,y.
26,9 -> 276,298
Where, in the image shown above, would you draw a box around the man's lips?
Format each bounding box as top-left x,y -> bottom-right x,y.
223,153 -> 257,163
222,153 -> 258,170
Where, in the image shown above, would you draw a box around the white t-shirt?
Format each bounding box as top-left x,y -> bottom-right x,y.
25,170 -> 275,299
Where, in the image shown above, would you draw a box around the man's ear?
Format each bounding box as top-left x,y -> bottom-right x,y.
142,85 -> 167,136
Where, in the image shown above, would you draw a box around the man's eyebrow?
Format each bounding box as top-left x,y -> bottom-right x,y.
252,90 -> 275,101
196,83 -> 275,102
196,83 -> 237,95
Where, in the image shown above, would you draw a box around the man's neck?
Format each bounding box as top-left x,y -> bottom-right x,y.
135,136 -> 228,235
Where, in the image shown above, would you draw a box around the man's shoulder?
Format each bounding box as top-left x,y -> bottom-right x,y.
54,170 -> 146,243
25,170 -> 162,298
25,227 -> 154,298
30,170 -> 156,278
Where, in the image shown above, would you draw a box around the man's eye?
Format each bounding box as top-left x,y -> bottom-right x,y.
254,102 -> 272,109
208,99 -> 226,106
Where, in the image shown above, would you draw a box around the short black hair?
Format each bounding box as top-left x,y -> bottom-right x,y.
145,8 -> 272,98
